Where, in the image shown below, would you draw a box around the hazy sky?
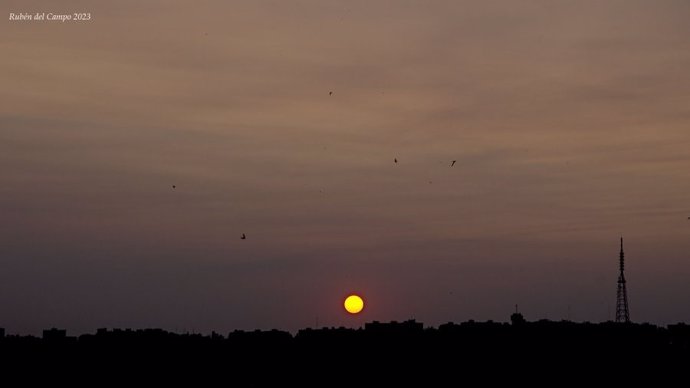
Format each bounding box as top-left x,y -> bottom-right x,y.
2,0 -> 690,334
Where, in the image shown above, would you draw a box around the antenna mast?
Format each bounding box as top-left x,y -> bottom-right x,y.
615,237 -> 630,323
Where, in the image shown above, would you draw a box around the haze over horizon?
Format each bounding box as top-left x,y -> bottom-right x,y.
2,0 -> 690,335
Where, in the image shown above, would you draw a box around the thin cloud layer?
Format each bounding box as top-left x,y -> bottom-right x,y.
1,0 -> 689,333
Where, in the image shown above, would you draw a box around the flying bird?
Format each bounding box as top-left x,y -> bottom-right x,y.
329,91 -> 333,96
172,185 -> 176,189
394,158 -> 398,164
451,160 -> 456,167
241,233 -> 246,240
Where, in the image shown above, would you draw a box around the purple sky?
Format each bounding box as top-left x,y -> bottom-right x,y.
2,0 -> 690,334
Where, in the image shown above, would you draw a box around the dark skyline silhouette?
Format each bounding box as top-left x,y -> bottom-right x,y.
2,317 -> 689,382
1,316 -> 686,341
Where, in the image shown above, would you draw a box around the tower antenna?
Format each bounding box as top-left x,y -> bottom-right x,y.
615,237 -> 631,323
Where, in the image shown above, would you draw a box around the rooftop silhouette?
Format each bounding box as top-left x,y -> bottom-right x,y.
1,317 -> 688,381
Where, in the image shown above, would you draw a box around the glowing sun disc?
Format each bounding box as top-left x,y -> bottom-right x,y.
344,294 -> 364,314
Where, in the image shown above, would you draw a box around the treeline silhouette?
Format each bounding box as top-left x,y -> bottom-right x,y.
1,316 -> 688,382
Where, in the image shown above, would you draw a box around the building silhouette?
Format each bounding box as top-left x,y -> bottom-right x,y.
511,305 -> 526,325
42,328 -> 67,340
0,317 -> 689,382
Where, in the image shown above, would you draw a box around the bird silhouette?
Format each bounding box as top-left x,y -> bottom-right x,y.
329,91 -> 333,96
172,185 -> 176,189
451,160 -> 456,167
394,158 -> 398,164
241,233 -> 246,240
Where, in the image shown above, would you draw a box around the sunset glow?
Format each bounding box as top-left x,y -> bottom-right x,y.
344,295 -> 364,314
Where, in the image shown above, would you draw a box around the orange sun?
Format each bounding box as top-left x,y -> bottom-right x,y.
344,294 -> 364,314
